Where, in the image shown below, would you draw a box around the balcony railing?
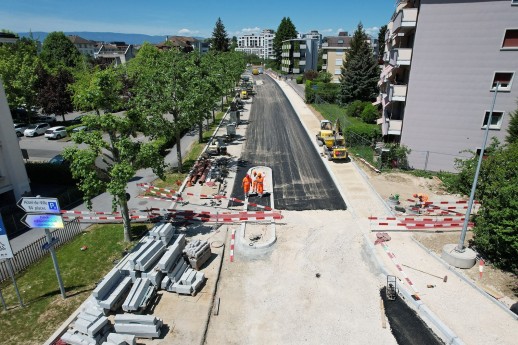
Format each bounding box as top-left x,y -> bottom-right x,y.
293,68 -> 300,73
293,52 -> 300,58
390,48 -> 412,66
323,54 -> 328,60
388,120 -> 403,135
300,44 -> 307,49
392,8 -> 418,33
389,84 -> 407,102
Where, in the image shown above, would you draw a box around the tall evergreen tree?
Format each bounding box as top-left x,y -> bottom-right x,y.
377,25 -> 388,58
340,23 -> 380,104
211,17 -> 229,52
40,31 -> 80,70
506,103 -> 518,145
273,17 -> 297,69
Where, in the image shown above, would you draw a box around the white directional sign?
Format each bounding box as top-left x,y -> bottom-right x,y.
21,214 -> 64,229
17,197 -> 61,214
0,215 -> 14,259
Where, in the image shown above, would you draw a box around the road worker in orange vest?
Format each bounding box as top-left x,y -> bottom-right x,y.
256,172 -> 264,197
242,174 -> 252,197
251,171 -> 258,194
413,193 -> 429,208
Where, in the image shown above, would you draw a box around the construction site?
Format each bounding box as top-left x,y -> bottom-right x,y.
34,71 -> 518,345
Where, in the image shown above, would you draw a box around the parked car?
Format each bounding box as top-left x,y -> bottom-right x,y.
37,114 -> 57,124
48,154 -> 68,166
70,114 -> 86,124
14,123 -> 28,137
72,125 -> 89,133
24,123 -> 50,137
45,126 -> 68,140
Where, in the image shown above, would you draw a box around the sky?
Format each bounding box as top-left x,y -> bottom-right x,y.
1,0 -> 396,38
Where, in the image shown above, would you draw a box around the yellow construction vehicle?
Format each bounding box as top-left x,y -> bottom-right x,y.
316,120 -> 348,161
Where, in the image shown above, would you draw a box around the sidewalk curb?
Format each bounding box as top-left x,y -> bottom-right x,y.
411,236 -> 518,321
363,233 -> 465,345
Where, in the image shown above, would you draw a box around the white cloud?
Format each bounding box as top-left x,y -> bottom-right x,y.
319,28 -> 333,33
365,26 -> 380,37
178,28 -> 200,35
230,27 -> 262,37
335,28 -> 345,36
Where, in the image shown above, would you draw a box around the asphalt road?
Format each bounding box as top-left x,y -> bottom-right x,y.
230,75 -> 346,211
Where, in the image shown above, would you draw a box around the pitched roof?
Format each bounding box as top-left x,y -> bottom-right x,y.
324,36 -> 352,48
67,35 -> 95,45
162,36 -> 198,47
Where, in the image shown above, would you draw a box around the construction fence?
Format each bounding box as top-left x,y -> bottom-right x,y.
0,219 -> 82,283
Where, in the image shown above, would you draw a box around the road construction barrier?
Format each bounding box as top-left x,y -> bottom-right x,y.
230,229 -> 235,262
138,183 -> 276,211
369,216 -> 474,231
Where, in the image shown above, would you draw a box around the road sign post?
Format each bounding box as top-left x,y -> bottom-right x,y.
17,197 -> 66,299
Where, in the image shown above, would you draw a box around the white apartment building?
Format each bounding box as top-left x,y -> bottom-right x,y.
235,29 -> 275,60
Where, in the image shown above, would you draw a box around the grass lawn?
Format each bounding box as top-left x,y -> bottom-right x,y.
0,223 -> 148,344
153,111 -> 225,189
311,103 -> 366,126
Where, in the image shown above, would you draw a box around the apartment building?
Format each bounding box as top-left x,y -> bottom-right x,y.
0,79 -> 31,206
322,32 -> 352,83
67,35 -> 97,57
301,30 -> 323,49
281,38 -> 319,74
94,42 -> 135,66
235,29 -> 275,60
378,0 -> 518,172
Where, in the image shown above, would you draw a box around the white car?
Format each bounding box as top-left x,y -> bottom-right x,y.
14,123 -> 28,137
44,126 -> 68,140
24,123 -> 50,137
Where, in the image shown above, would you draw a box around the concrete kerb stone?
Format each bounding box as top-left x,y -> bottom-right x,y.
271,76 -> 355,217
237,221 -> 277,251
362,233 -> 464,345
411,236 -> 518,321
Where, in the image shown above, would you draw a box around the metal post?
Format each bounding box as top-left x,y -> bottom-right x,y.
424,151 -> 429,171
45,228 -> 66,299
0,286 -> 7,311
7,259 -> 23,307
456,82 -> 500,252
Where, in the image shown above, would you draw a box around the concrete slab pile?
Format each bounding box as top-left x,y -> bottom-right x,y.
183,239 -> 212,270
61,307 -> 111,345
122,278 -> 156,313
92,269 -> 132,313
113,314 -> 163,339
148,222 -> 175,245
102,333 -> 136,345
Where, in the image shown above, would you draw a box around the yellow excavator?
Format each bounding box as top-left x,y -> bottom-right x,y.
315,120 -> 348,161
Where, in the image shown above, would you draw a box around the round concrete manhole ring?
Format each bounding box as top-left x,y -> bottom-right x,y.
211,241 -> 224,248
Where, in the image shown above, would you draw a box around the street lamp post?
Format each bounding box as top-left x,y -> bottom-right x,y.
442,82 -> 500,268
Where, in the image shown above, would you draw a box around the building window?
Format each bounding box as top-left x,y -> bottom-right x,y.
512,0 -> 518,5
502,29 -> 518,49
335,50 -> 343,55
335,59 -> 343,66
334,69 -> 341,75
338,39 -> 344,44
491,72 -> 514,91
482,111 -> 503,130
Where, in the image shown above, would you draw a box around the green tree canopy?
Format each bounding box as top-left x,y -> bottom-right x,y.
505,102 -> 518,145
40,31 -> 80,70
273,17 -> 297,69
340,23 -> 379,104
211,17 -> 229,52
35,66 -> 74,121
377,25 -> 387,58
0,37 -> 39,110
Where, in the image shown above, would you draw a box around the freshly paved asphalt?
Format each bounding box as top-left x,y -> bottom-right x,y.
230,75 -> 346,211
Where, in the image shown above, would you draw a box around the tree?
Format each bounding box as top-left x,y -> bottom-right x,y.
469,142 -> 518,271
505,102 -> 518,144
211,17 -> 229,52
70,66 -> 123,115
36,66 -> 74,121
40,31 -> 80,70
377,25 -> 388,59
273,17 -> 297,69
230,36 -> 238,51
340,23 -> 380,104
63,114 -> 166,242
0,37 -> 39,111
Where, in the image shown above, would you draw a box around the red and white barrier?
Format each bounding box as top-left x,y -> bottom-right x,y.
230,229 -> 235,262
377,236 -> 420,298
369,215 -> 474,230
62,215 -> 151,221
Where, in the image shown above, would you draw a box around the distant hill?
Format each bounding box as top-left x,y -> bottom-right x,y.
18,31 -> 175,45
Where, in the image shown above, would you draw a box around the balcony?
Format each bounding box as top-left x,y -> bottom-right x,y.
392,8 -> 418,33
389,48 -> 412,66
389,84 -> 407,102
300,44 -> 307,49
293,68 -> 300,74
282,66 -> 289,73
293,52 -> 300,58
383,51 -> 390,63
323,54 -> 327,60
388,120 -> 403,135
299,60 -> 306,65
